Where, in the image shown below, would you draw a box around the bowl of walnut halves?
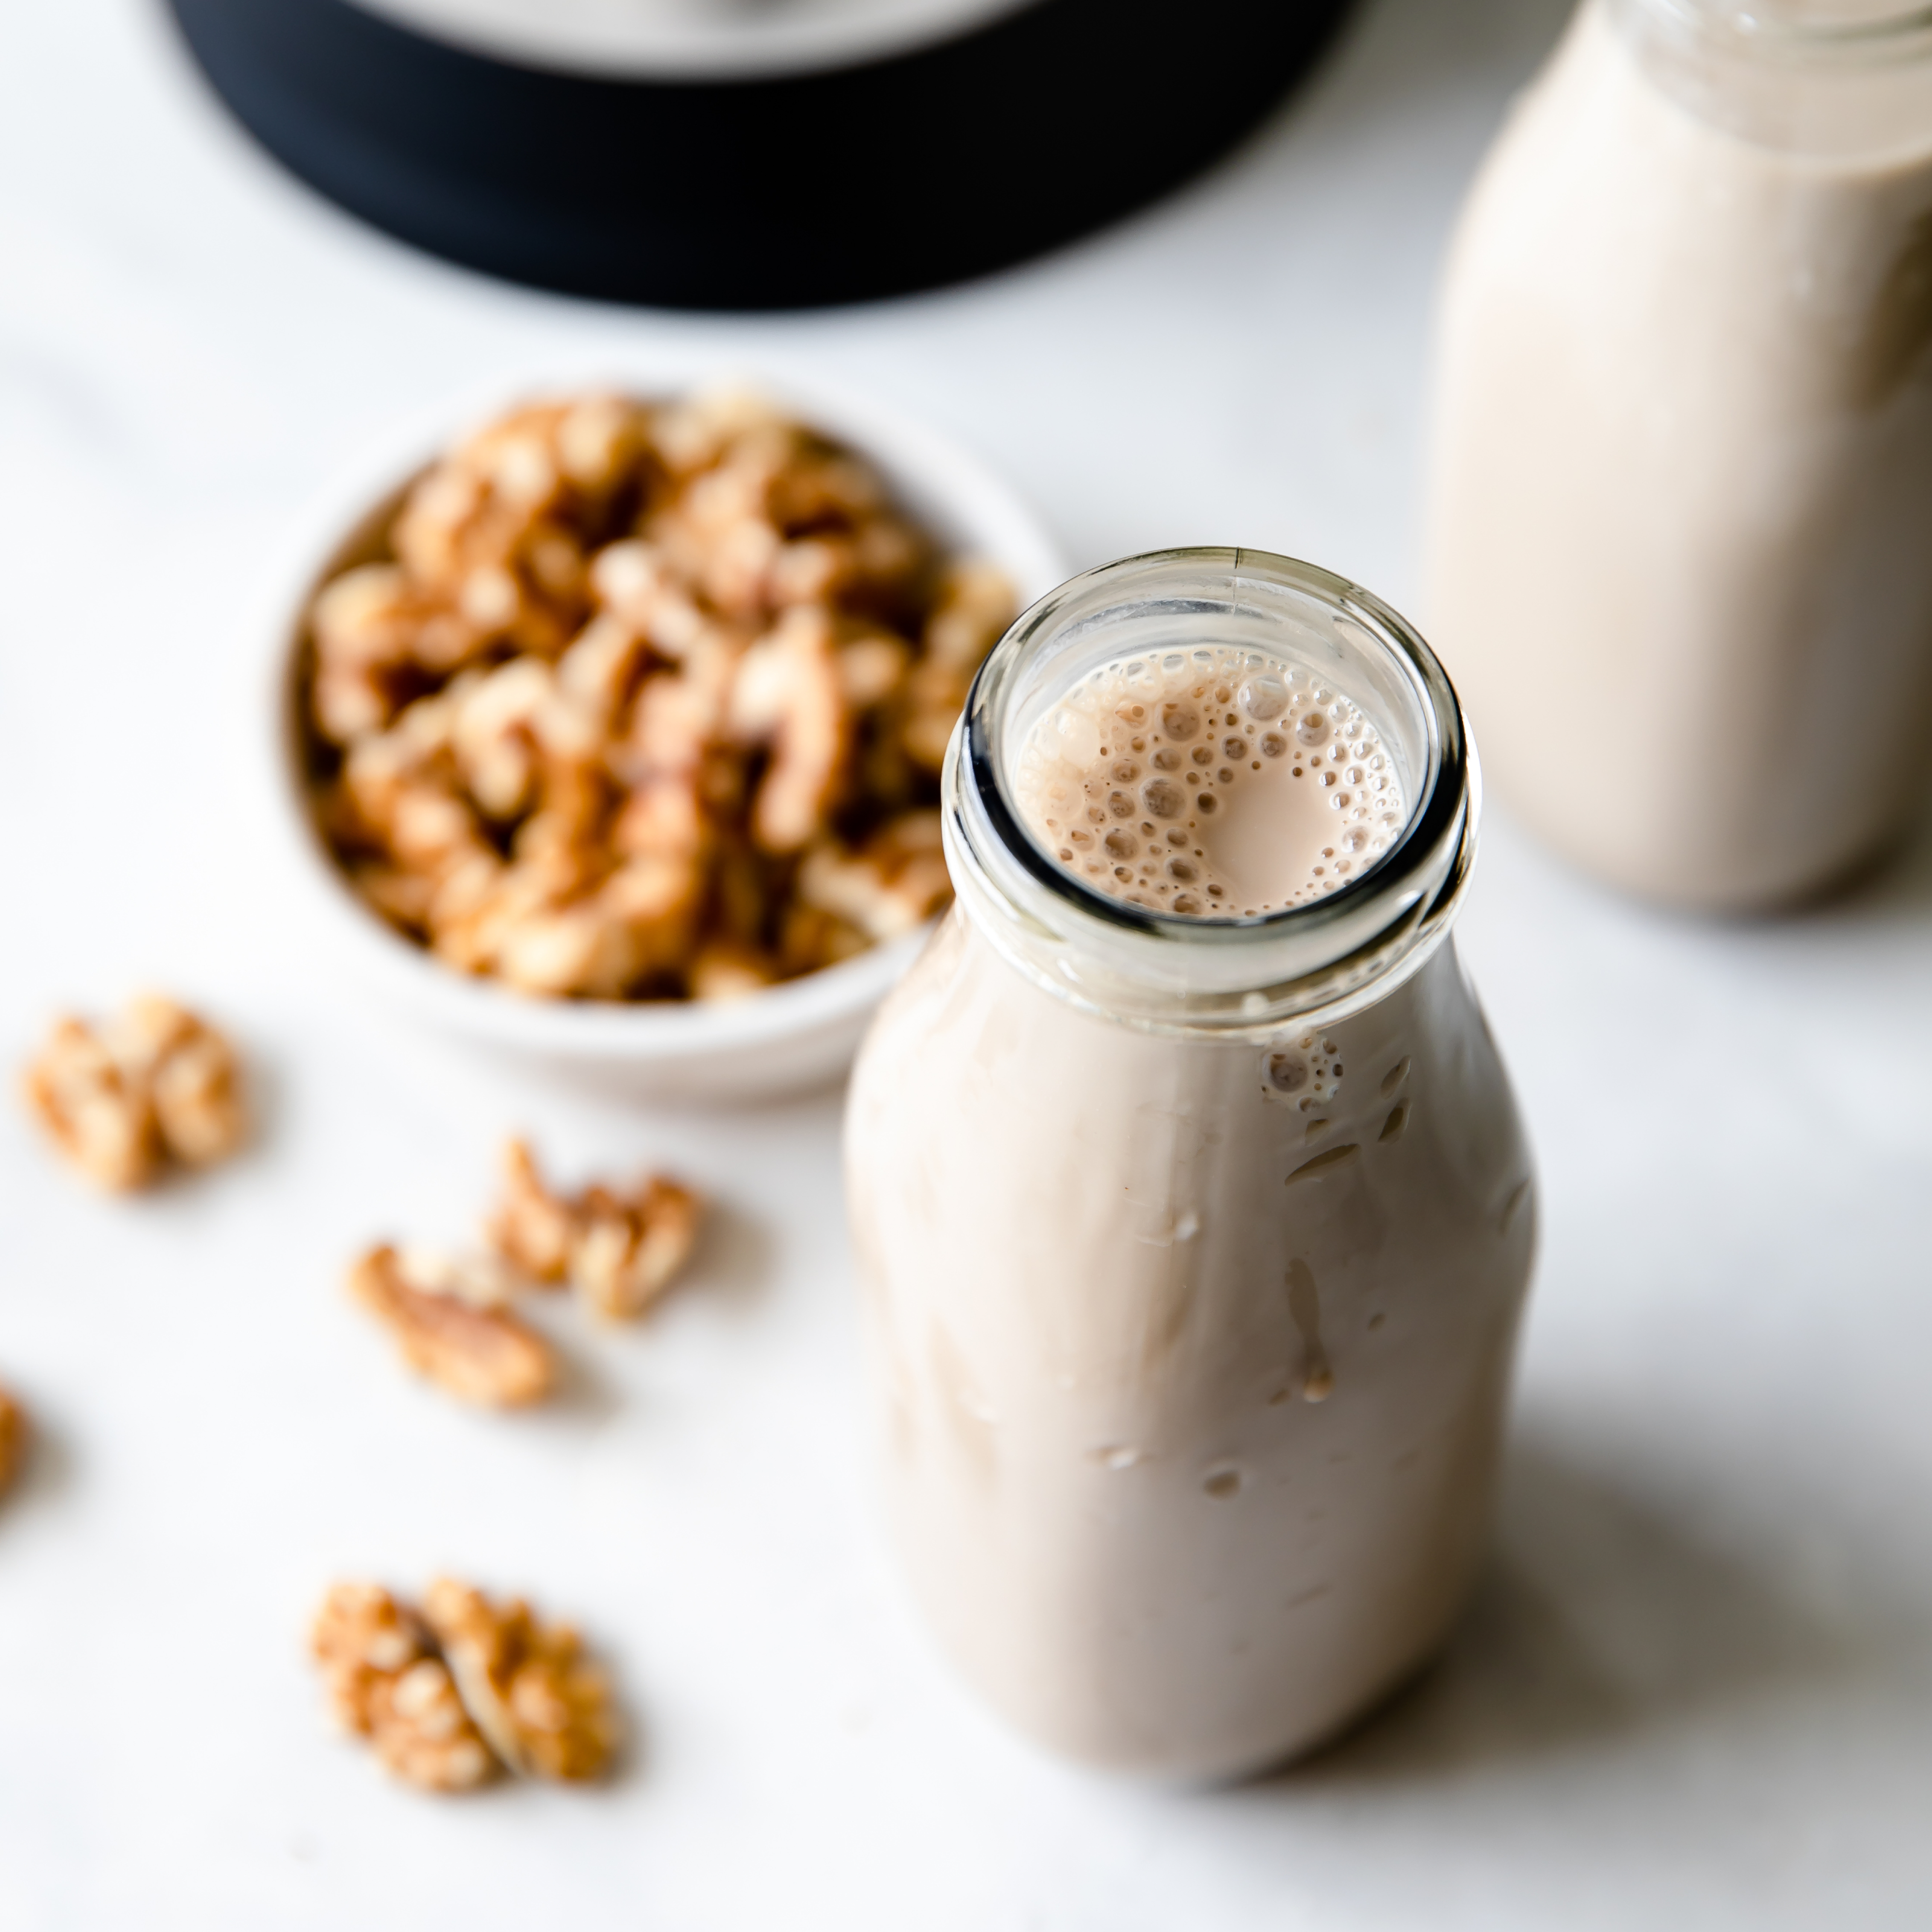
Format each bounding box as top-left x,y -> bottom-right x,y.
268,377 -> 1062,1099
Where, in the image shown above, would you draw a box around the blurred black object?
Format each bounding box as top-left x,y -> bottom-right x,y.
162,0 -> 1354,311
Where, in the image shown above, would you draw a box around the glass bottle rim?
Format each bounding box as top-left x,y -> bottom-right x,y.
1636,0 -> 1932,53
946,548 -> 1479,1031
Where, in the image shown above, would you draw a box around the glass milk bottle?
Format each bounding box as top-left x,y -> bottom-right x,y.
844,550 -> 1536,1779
1425,0 -> 1932,909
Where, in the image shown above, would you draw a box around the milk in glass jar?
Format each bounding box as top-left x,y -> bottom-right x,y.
845,550 -> 1536,1778
1426,0 -> 1932,909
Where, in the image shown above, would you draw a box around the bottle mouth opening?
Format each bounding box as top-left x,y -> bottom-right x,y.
948,550 -> 1478,1027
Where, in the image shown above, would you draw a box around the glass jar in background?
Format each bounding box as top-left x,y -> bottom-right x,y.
844,551 -> 1536,1779
1425,0 -> 1932,910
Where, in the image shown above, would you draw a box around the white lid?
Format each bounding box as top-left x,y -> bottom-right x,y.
350,0 -> 1044,79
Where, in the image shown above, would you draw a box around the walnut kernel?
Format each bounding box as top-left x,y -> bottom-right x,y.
571,1179 -> 704,1323
483,1141 -> 705,1321
111,996 -> 248,1169
20,997 -> 246,1191
301,388 -> 1016,1003
311,1582 -> 499,1793
348,1244 -> 554,1407
483,1138 -> 575,1286
424,1578 -> 620,1782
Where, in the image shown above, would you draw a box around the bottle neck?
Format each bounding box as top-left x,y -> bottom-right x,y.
942,549 -> 1479,1038
1610,0 -> 1932,156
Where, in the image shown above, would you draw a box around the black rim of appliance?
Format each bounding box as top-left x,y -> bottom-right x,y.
162,0 -> 1354,312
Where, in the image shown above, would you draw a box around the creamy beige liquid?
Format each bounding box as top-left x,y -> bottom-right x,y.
1426,0 -> 1932,908
1010,646 -> 1407,915
845,633 -> 1533,1778
848,926 -> 1533,1777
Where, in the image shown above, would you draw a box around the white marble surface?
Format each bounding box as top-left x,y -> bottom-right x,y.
5,1 -> 1932,1925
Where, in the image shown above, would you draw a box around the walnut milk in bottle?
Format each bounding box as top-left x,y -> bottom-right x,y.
844,550 -> 1537,1779
1426,0 -> 1932,909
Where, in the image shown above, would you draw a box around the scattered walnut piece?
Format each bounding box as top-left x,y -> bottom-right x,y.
348,1244 -> 554,1407
369,1659 -> 500,1794
110,996 -> 248,1170
311,1582 -> 500,1793
391,1242 -> 527,1309
571,1179 -> 705,1322
20,996 -> 246,1191
300,387 -> 1018,1002
483,1138 -> 576,1285
425,1578 -> 620,1782
0,1386 -> 26,1501
483,1140 -> 705,1321
20,1017 -> 157,1191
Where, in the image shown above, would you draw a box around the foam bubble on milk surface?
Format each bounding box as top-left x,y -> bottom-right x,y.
1011,646 -> 1408,916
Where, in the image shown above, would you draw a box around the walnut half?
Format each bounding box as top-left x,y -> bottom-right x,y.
21,1018 -> 158,1191
484,1138 -> 576,1286
110,996 -> 248,1170
424,1578 -> 620,1782
20,996 -> 247,1191
484,1139 -> 704,1321
572,1179 -> 704,1322
312,1578 -> 621,1793
311,1583 -> 499,1793
348,1245 -> 554,1407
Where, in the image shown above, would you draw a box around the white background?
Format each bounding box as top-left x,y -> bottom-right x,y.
5,1 -> 1932,1925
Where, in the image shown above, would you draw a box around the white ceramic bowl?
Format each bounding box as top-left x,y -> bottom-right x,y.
261,367 -> 1063,1103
